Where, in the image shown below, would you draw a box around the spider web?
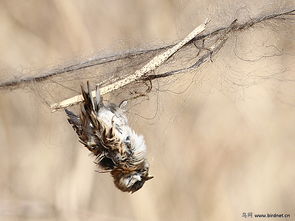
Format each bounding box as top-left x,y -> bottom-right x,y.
0,8 -> 294,112
0,1 -> 295,220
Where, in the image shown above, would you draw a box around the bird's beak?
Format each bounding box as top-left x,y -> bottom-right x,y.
145,176 -> 154,181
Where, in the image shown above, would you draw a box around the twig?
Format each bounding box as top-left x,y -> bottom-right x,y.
50,19 -> 210,111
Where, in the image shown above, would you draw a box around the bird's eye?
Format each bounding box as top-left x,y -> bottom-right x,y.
139,168 -> 147,173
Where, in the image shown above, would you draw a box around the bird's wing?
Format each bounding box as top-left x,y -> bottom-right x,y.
65,82 -> 128,165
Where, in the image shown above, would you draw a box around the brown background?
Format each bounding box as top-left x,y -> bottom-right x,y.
0,0 -> 294,221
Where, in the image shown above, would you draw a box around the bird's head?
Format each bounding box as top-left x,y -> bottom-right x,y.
111,162 -> 153,193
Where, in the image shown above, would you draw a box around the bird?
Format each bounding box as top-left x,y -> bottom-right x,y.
65,82 -> 153,193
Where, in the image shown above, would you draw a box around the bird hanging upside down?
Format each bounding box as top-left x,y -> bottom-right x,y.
65,82 -> 153,193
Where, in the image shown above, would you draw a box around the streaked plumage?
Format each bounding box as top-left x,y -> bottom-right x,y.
65,82 -> 153,193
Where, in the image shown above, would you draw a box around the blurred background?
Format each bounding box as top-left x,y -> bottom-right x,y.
0,0 -> 294,220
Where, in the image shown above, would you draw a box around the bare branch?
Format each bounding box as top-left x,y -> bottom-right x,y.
50,19 -> 209,111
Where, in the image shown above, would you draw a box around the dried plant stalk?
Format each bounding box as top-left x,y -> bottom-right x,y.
50,19 -> 209,111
